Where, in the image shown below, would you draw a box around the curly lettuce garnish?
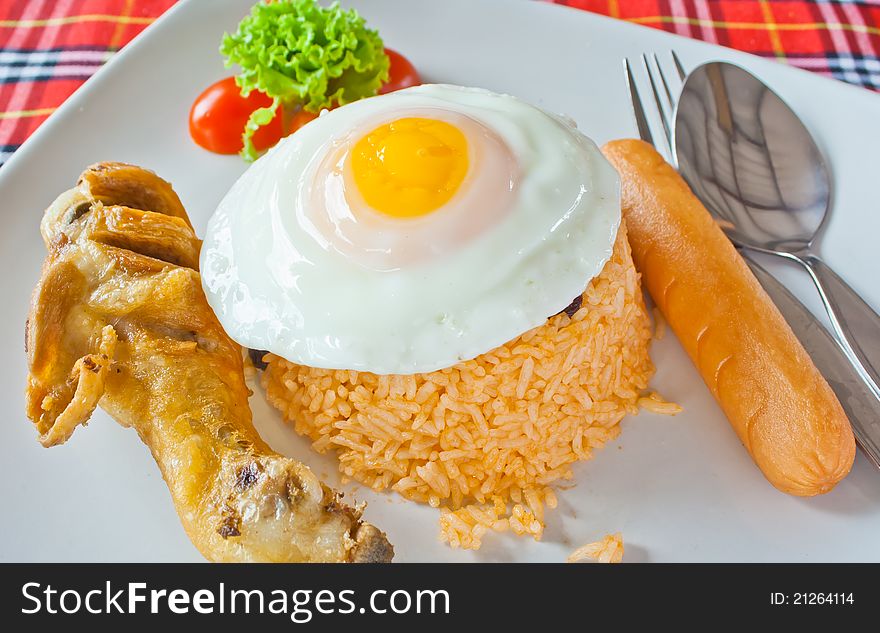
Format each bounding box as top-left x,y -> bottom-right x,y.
221,0 -> 390,160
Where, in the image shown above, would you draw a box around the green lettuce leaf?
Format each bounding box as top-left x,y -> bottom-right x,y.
221,0 -> 390,160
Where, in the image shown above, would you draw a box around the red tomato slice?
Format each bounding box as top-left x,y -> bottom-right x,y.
191,50 -> 420,154
287,108 -> 320,135
189,76 -> 283,155
380,48 -> 421,94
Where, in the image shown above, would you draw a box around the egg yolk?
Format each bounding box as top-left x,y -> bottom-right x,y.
351,117 -> 468,218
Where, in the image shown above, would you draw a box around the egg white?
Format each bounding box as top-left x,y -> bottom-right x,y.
201,84 -> 621,374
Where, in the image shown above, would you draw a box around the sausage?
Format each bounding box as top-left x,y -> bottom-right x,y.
602,139 -> 855,496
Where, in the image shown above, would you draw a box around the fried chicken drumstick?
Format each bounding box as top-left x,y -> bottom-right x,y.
25,163 -> 393,563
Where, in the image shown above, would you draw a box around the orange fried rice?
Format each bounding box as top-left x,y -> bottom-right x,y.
262,219 -> 654,549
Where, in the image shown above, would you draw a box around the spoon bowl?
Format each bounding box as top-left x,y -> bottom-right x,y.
674,61 -> 880,398
675,62 -> 829,253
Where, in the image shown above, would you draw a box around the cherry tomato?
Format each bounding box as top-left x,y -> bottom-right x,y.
189,76 -> 283,154
380,48 -> 421,94
191,51 -> 420,154
287,108 -> 320,136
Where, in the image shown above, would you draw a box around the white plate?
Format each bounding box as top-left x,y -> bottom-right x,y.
2,0 -> 879,563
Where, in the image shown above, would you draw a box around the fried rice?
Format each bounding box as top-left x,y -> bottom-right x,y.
261,219 -> 654,549
568,533 -> 625,563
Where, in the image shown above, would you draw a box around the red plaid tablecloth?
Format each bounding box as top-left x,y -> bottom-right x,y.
2,0 -> 879,166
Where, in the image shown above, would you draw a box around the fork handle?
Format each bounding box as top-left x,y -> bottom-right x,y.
800,253 -> 880,400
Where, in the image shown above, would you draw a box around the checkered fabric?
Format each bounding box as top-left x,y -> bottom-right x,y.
555,1 -> 880,89
1,0 -> 879,166
0,0 -> 175,165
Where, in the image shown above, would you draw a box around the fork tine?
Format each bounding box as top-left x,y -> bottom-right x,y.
642,54 -> 674,155
653,52 -> 676,111
671,50 -> 686,81
624,58 -> 654,147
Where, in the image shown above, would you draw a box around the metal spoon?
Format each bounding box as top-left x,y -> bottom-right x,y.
674,61 -> 880,399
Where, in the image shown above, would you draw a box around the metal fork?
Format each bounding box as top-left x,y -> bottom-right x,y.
624,52 -> 686,164
624,53 -> 880,467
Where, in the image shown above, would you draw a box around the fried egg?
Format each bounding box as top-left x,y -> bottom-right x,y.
201,84 -> 620,374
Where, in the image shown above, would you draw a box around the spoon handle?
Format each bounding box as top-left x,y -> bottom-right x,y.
801,254 -> 880,399
744,253 -> 880,468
